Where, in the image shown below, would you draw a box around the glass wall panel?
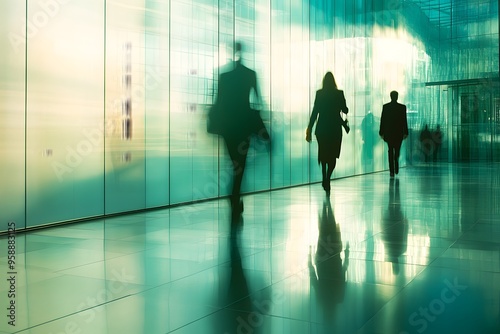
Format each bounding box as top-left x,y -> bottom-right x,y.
253,0 -> 272,192
289,0 -> 310,185
145,0 -> 170,208
26,0 -> 105,226
169,0 -> 219,204
0,1 -> 26,231
105,0 -> 146,214
270,0 -> 292,188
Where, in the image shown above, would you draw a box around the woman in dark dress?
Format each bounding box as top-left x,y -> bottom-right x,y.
306,72 -> 349,195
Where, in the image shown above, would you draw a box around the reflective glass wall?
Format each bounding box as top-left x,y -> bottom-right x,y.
1,0 -> 498,231
403,0 -> 500,163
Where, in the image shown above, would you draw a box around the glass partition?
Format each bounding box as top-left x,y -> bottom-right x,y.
104,0 -> 146,214
26,0 -> 105,226
0,0 -> 26,231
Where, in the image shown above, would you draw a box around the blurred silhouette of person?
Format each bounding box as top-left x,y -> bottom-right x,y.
379,91 -> 408,177
381,178 -> 408,275
419,124 -> 432,162
213,42 -> 267,220
361,111 -> 376,167
306,72 -> 349,195
432,124 -> 443,162
309,198 -> 349,325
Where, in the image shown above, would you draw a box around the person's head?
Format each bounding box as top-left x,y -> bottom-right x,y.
234,41 -> 242,61
390,91 -> 398,102
322,72 -> 338,90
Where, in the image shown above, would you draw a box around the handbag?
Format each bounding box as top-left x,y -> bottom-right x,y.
207,104 -> 223,135
342,114 -> 350,134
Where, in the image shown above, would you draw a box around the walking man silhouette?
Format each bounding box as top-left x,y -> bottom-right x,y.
379,91 -> 408,177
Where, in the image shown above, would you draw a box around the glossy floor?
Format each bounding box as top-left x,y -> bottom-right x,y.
1,163 -> 499,334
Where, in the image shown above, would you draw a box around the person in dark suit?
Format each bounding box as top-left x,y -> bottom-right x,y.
379,91 -> 408,177
214,42 -> 264,220
306,72 -> 349,195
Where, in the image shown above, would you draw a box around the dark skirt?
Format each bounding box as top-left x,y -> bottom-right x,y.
316,135 -> 341,164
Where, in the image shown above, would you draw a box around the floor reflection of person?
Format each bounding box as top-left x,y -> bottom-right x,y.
381,178 -> 408,274
227,222 -> 251,308
215,221 -> 261,334
309,198 -> 349,326
306,72 -> 349,195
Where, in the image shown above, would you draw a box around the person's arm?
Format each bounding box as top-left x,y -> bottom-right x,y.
402,105 -> 409,139
339,90 -> 349,114
379,106 -> 386,139
306,92 -> 320,142
251,70 -> 262,109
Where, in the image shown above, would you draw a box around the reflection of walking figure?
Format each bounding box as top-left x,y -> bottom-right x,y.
379,91 -> 408,177
306,72 -> 349,195
381,178 -> 408,274
419,124 -> 432,162
309,199 -> 349,323
214,42 -> 266,220
432,125 -> 443,162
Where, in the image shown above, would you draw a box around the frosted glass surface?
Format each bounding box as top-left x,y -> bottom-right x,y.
25,0 -> 105,226
0,1 -> 26,231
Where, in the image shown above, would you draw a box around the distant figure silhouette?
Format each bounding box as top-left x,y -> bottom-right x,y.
419,124 -> 432,162
213,42 -> 267,220
379,91 -> 408,177
432,124 -> 443,162
306,72 -> 349,195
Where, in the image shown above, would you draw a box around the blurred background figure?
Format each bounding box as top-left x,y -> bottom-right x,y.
420,124 -> 432,162
306,72 -> 349,195
432,124 -> 443,162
